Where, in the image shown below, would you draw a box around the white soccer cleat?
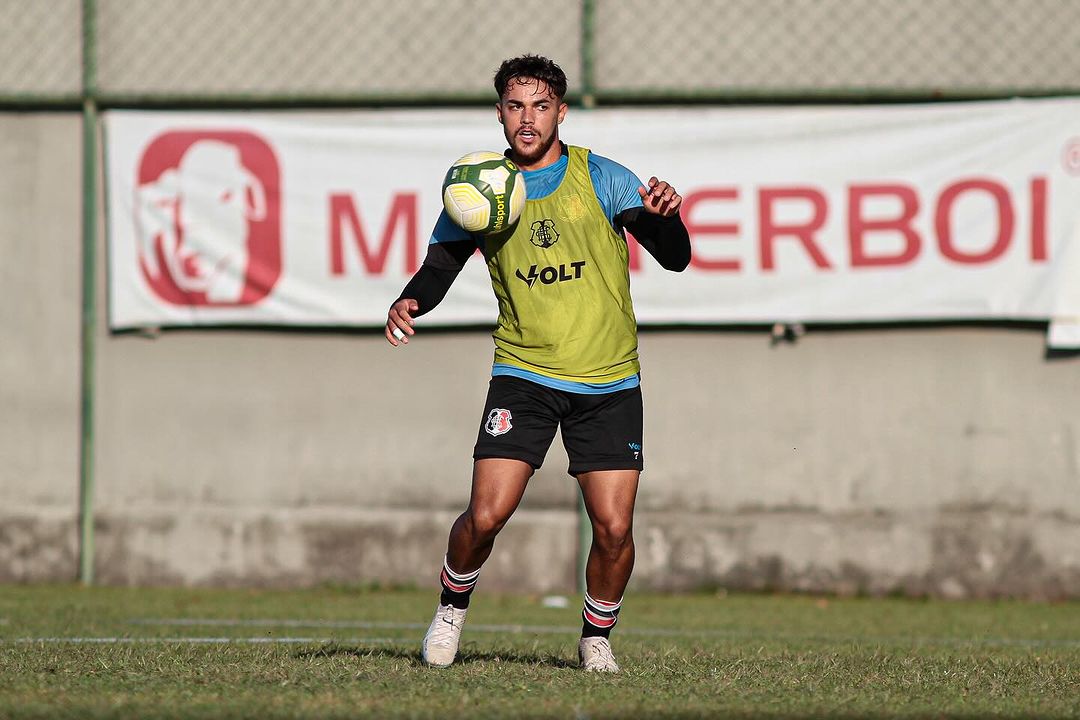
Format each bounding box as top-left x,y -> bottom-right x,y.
578,636 -> 620,673
421,603 -> 467,667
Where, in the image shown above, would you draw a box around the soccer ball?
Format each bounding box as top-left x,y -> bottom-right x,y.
442,151 -> 526,234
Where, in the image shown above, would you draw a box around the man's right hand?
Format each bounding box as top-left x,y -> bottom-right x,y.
386,298 -> 418,346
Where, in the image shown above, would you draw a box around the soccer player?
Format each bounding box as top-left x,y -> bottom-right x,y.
385,55 -> 690,673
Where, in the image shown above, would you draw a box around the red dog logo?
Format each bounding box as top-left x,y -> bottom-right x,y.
135,130 -> 281,306
485,408 -> 513,437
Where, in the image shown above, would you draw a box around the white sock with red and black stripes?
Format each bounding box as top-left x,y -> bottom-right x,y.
439,556 -> 480,609
581,592 -> 622,639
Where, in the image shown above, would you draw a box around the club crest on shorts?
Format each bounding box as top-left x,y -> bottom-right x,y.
485,408 -> 513,436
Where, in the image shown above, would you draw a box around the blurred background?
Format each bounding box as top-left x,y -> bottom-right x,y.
3,0 -> 1080,598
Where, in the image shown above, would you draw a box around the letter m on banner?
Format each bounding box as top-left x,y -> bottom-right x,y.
329,193 -> 419,275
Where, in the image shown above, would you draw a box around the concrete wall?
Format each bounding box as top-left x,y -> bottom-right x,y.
636,327 -> 1080,598
3,113 -> 1080,597
0,114 -> 82,580
4,107 -> 1078,599
85,322 -> 1080,598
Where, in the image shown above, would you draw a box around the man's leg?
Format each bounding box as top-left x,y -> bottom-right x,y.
443,457 -> 534,602
422,458 -> 532,667
578,469 -> 639,598
423,376 -> 561,667
574,469 -> 639,673
559,382 -> 643,672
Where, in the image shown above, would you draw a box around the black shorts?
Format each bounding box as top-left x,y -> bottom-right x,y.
473,375 -> 644,475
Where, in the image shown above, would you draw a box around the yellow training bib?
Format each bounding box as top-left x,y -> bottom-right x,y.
482,146 -> 640,384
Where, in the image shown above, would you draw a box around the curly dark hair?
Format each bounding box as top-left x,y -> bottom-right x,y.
493,55 -> 567,100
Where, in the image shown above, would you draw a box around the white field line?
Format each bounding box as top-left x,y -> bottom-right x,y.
130,618 -> 577,634
2,636 -> 400,645
121,618 -> 1080,650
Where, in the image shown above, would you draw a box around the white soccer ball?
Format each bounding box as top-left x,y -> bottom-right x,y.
442,151 -> 526,234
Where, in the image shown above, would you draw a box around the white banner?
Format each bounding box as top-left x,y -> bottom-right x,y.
105,101 -> 1080,346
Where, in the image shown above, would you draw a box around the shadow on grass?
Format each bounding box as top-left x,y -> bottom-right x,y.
294,644 -> 577,669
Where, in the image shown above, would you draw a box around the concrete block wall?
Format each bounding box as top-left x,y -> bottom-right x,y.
0,114 -> 82,581
3,112 -> 1078,598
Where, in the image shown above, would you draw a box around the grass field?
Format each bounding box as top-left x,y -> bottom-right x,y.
1,585 -> 1079,719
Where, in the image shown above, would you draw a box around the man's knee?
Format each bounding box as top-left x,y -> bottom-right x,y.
593,517 -> 633,554
466,506 -> 511,539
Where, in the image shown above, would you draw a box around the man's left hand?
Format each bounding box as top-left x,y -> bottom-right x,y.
638,177 -> 682,217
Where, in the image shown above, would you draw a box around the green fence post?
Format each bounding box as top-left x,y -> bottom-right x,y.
580,0 -> 596,109
78,0 -> 98,586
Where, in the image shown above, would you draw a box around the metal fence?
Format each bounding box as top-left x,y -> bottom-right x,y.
0,0 -> 82,102
593,0 -> 1080,99
5,0 -> 1080,107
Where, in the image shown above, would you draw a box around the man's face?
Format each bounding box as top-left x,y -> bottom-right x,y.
496,77 -> 568,170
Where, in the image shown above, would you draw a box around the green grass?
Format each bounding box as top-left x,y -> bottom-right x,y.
1,585 -> 1078,719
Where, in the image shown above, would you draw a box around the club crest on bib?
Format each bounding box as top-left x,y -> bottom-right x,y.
557,193 -> 587,223
485,408 -> 513,436
530,219 -> 560,248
